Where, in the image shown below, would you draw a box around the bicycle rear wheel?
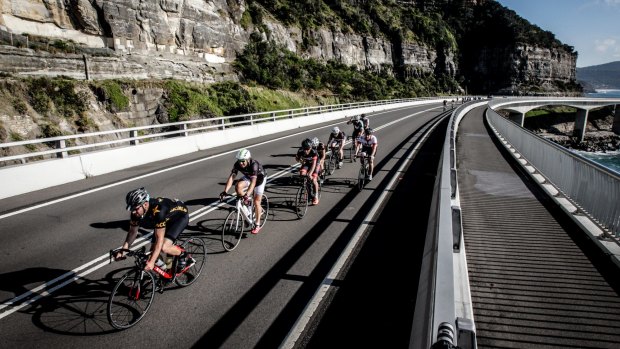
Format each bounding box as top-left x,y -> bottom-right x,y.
107,269 -> 156,329
222,209 -> 245,251
294,184 -> 309,218
176,237 -> 207,287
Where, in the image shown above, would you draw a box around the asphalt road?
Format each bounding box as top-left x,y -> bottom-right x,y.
0,102 -> 447,348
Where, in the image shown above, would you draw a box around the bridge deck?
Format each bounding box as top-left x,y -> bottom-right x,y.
457,107 -> 620,348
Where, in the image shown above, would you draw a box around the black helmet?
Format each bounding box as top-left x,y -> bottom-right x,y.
361,113 -> 367,119
365,128 -> 374,135
302,138 -> 313,149
126,187 -> 150,211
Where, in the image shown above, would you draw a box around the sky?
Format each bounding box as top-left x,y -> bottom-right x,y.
495,0 -> 620,67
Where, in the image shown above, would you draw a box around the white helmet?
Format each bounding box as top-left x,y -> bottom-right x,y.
354,115 -> 360,121
311,137 -> 319,148
332,126 -> 340,134
236,148 -> 251,161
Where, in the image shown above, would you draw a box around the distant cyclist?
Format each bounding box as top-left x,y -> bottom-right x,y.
295,138 -> 321,205
360,113 -> 370,134
115,187 -> 193,272
357,128 -> 378,181
327,126 -> 346,168
220,148 -> 267,234
347,115 -> 365,159
312,137 -> 327,176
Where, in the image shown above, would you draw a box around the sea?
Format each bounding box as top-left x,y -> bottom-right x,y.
580,89 -> 620,175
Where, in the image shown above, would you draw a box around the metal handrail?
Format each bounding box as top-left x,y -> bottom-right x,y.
0,97 -> 432,165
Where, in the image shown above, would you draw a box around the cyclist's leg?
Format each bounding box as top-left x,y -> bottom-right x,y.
311,168 -> 320,204
235,176 -> 251,196
252,180 -> 266,226
161,214 -> 188,256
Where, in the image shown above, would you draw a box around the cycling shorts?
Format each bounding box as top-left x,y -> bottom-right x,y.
240,175 -> 266,196
150,213 -> 188,243
300,165 -> 321,177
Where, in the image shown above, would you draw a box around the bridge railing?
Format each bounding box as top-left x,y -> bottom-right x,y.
486,108 -> 620,237
0,98 -> 429,166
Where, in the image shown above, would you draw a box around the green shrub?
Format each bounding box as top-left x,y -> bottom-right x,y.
13,98 -> 28,114
100,81 -> 129,111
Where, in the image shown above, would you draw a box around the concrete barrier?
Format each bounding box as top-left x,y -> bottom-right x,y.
0,101 -> 438,199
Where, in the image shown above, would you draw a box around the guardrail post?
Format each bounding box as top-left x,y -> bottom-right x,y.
181,123 -> 189,137
289,111 -> 293,119
305,108 -> 309,116
271,112 -> 276,122
220,119 -> 225,130
56,139 -> 68,158
250,115 -> 254,125
130,130 -> 139,145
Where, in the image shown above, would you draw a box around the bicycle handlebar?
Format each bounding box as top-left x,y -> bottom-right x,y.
109,246 -> 147,263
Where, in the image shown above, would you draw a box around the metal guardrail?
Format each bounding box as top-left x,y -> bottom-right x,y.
0,98 -> 432,166
487,108 -> 620,236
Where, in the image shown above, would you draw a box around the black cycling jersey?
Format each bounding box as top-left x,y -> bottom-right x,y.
361,118 -> 369,129
351,120 -> 364,131
130,197 -> 188,229
231,159 -> 266,185
315,143 -> 326,160
328,131 -> 346,144
296,147 -> 318,165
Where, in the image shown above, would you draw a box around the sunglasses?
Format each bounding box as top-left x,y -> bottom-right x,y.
237,160 -> 248,164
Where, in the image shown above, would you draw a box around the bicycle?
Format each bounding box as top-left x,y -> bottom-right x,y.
325,141 -> 344,176
356,153 -> 372,191
345,136 -> 356,163
293,174 -> 321,218
221,193 -> 269,251
107,236 -> 207,329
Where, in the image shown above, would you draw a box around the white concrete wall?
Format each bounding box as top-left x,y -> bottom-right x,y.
0,101 -> 438,199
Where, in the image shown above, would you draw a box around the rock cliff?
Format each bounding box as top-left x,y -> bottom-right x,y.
0,0 -> 447,83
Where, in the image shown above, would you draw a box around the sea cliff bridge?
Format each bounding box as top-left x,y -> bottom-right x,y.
0,97 -> 619,348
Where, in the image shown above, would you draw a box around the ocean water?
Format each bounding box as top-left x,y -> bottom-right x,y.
582,90 -> 620,174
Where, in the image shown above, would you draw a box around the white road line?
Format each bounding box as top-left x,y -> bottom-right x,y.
280,112 -> 445,349
0,105 -> 441,321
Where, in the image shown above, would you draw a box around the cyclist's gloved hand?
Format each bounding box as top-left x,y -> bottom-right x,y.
113,251 -> 126,261
219,191 -> 227,201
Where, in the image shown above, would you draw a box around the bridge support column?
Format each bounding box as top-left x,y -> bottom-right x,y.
508,112 -> 525,127
573,108 -> 588,143
612,104 -> 620,135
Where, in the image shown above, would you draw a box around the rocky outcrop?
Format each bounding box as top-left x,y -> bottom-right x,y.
0,0 -> 452,82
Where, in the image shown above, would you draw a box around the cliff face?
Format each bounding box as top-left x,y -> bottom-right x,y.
0,0 -> 447,82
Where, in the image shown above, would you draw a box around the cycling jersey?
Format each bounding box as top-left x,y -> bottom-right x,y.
315,143 -> 326,160
361,118 -> 369,130
130,197 -> 189,240
296,147 -> 318,164
328,131 -> 346,145
231,159 -> 266,186
358,135 -> 378,153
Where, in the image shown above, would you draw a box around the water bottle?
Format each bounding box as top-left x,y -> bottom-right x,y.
165,255 -> 173,270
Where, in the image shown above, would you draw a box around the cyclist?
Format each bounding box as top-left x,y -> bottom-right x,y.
360,113 -> 370,134
220,148 -> 267,234
357,128 -> 378,181
295,138 -> 321,205
327,126 -> 346,168
312,137 -> 327,175
347,115 -> 365,160
115,187 -> 193,272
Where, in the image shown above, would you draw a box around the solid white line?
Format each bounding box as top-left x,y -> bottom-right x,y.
0,104 -> 441,321
280,112 -> 446,348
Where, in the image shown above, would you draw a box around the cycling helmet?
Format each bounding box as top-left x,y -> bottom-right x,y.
361,113 -> 367,119
311,137 -> 320,148
354,115 -> 360,121
126,187 -> 150,211
332,126 -> 340,135
302,138 -> 313,149
236,148 -> 251,161
365,128 -> 374,135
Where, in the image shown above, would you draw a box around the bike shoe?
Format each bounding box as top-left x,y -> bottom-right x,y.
251,226 -> 262,235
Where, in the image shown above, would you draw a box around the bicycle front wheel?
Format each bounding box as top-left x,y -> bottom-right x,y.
294,184 -> 309,218
222,209 -> 245,251
326,154 -> 336,175
357,163 -> 367,191
107,269 -> 156,330
176,237 -> 207,287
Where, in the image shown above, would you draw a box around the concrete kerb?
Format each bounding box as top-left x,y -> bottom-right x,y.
0,100 -> 440,200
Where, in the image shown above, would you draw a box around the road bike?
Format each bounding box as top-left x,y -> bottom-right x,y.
356,153 -> 372,191
345,136 -> 355,163
293,174 -> 321,218
325,140 -> 344,175
221,193 -> 269,251
107,236 -> 207,329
